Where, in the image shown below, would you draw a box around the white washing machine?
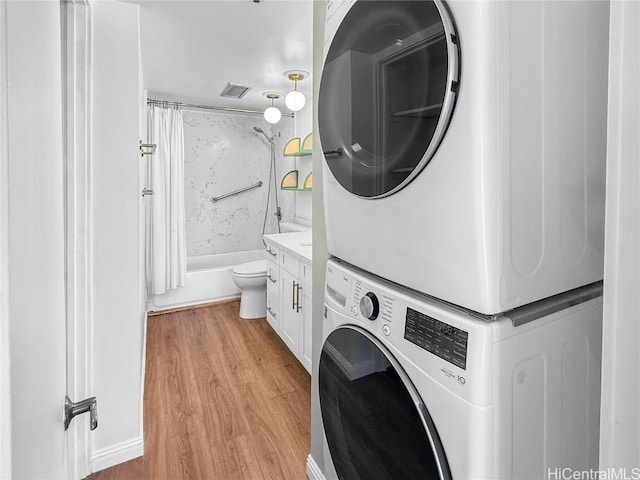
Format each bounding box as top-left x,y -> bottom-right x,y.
319,259 -> 602,479
318,0 -> 609,314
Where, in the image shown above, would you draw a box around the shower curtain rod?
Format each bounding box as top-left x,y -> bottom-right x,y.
147,97 -> 295,119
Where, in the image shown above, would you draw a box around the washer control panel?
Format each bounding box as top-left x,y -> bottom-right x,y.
354,280 -> 395,323
325,259 -> 482,405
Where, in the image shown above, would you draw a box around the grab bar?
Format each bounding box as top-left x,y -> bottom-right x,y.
211,181 -> 263,203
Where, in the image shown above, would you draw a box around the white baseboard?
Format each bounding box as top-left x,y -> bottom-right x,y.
306,454 -> 326,480
90,436 -> 143,473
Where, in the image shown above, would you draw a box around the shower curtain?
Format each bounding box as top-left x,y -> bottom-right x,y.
146,104 -> 187,295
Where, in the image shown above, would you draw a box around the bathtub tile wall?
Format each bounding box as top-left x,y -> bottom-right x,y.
183,111 -> 294,256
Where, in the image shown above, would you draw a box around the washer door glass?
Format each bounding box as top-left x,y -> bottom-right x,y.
319,326 -> 451,480
319,0 -> 459,198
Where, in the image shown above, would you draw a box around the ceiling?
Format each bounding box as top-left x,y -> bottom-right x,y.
137,0 -> 314,111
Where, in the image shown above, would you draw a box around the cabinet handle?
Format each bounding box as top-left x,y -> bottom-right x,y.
266,248 -> 277,257
292,281 -> 297,310
267,306 -> 277,318
296,284 -> 302,313
266,274 -> 277,284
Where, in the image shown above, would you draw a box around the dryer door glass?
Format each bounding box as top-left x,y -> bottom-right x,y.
319,0 -> 459,198
319,326 -> 451,480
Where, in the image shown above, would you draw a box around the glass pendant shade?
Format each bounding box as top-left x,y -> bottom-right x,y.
264,106 -> 281,124
285,90 -> 306,112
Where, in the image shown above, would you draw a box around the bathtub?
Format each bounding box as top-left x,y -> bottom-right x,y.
147,249 -> 265,312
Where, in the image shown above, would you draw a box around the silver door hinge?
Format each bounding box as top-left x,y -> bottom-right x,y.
139,140 -> 156,156
64,395 -> 98,431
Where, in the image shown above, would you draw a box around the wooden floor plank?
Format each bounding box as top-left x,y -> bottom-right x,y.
88,299 -> 311,480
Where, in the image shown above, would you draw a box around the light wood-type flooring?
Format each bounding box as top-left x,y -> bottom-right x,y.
89,299 -> 311,480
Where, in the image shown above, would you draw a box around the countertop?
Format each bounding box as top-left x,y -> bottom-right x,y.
263,231 -> 312,264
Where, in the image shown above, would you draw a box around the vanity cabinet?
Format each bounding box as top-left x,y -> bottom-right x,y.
264,234 -> 312,374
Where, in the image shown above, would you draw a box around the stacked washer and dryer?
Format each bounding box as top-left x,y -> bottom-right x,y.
317,1 -> 609,479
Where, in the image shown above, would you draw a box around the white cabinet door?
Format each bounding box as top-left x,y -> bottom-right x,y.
280,269 -> 301,355
300,289 -> 313,373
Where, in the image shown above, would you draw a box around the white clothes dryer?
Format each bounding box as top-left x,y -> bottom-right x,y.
319,259 -> 602,480
318,0 -> 609,314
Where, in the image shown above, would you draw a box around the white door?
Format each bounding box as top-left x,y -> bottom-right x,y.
1,1 -> 70,478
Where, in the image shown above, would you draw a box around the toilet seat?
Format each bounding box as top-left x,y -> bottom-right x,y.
232,260 -> 267,278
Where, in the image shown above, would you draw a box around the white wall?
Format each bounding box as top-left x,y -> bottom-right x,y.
600,0 -> 640,470
0,3 -> 11,476
89,0 -> 145,470
293,106 -> 313,224
137,20 -> 147,472
182,111 -> 295,256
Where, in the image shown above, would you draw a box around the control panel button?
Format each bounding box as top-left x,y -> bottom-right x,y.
382,324 -> 391,336
359,292 -> 379,321
351,306 -> 359,316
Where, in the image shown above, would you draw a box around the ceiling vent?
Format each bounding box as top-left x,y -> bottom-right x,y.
220,83 -> 251,99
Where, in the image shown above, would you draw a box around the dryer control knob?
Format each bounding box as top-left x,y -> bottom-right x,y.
359,292 -> 379,321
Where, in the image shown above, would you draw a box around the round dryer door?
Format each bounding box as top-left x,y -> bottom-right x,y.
319,0 -> 459,198
319,326 -> 451,480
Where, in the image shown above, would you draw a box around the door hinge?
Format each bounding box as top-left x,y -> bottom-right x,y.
64,395 -> 98,431
139,140 -> 156,156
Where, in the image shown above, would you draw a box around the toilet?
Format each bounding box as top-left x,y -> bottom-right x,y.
231,260 -> 267,319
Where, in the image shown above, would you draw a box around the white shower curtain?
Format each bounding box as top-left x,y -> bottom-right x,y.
146,104 -> 187,295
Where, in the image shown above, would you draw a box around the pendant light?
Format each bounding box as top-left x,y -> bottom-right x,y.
284,70 -> 308,112
263,92 -> 282,124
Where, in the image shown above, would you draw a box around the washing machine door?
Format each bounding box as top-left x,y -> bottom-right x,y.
319,0 -> 459,198
319,325 -> 451,480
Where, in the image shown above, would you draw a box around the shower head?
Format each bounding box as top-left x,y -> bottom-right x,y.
253,126 -> 271,142
254,126 -> 280,143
